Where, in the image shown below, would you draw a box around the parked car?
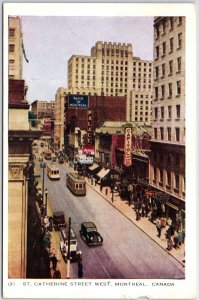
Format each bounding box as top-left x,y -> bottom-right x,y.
60,227 -> 82,262
80,222 -> 103,246
53,211 -> 67,231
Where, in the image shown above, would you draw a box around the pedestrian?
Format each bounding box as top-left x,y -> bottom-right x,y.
141,203 -> 145,217
94,178 -> 97,186
156,217 -> 162,237
100,184 -> 103,192
173,230 -> 180,249
53,268 -> 61,279
166,235 -> 174,251
51,254 -> 58,271
78,261 -> 83,278
105,187 -> 108,195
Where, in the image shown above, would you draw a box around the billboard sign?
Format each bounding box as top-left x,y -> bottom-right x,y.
82,145 -> 95,155
123,127 -> 132,167
68,94 -> 89,108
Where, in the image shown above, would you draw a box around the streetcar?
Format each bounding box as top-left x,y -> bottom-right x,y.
66,172 -> 86,196
47,163 -> 60,180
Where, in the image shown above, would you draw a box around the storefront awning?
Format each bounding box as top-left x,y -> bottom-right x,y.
97,168 -> 110,179
89,164 -> 99,171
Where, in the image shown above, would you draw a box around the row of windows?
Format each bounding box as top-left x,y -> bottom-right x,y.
102,77 -> 128,82
101,48 -> 128,57
135,117 -> 149,122
76,57 -> 95,63
155,57 -> 182,78
133,61 -> 152,67
153,167 -> 182,191
133,67 -> 152,73
154,105 -> 181,119
153,127 -> 183,142
133,84 -> 151,89
133,72 -> 152,78
155,33 -> 183,59
154,81 -> 181,99
135,94 -> 153,99
102,59 -> 128,65
135,111 -> 149,115
155,17 -> 183,38
133,78 -> 152,84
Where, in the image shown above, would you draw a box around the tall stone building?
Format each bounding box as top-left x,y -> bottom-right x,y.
8,16 -> 23,79
31,100 -> 55,119
68,41 -> 152,122
131,57 -> 153,124
54,88 -> 67,150
149,17 -> 185,220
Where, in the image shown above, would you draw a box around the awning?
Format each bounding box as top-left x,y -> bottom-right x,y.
89,164 -> 99,171
97,168 -> 110,179
166,202 -> 179,211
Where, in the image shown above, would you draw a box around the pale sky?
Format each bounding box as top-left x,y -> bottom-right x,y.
20,16 -> 154,102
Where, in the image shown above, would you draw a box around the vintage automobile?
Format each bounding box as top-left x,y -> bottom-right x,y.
80,222 -> 103,246
53,211 -> 67,231
60,227 -> 82,262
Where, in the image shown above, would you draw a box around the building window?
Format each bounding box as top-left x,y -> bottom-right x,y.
167,127 -> 171,141
155,66 -> 159,79
177,57 -> 181,72
161,106 -> 164,119
154,167 -> 157,181
156,26 -> 160,38
163,20 -> 166,33
178,17 -> 183,25
161,85 -> 165,98
155,87 -> 158,99
170,17 -> 174,30
159,169 -> 163,183
174,174 -> 179,189
168,83 -> 172,97
178,33 -> 182,48
156,46 -> 159,59
154,128 -> 157,139
9,44 -> 15,52
168,106 -> 172,118
9,28 -> 15,37
162,42 -> 166,55
169,60 -> 173,74
166,172 -> 171,186
9,59 -> 15,64
170,38 -> 174,52
176,104 -> 181,118
176,81 -> 181,95
175,127 -> 180,142
162,63 -> 165,76
160,127 -> 164,140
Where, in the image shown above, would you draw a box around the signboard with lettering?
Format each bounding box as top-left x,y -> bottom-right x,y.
77,155 -> 93,164
123,127 -> 132,167
82,145 -> 95,155
87,109 -> 92,145
68,94 -> 89,108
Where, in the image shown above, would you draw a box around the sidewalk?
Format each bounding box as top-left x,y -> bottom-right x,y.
85,178 -> 185,267
34,158 -> 68,279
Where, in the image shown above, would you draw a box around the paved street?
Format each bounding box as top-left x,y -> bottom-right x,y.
35,157 -> 185,279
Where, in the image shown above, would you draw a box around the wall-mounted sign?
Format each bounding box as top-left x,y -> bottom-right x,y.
82,145 -> 95,155
77,155 -> 93,164
123,127 -> 132,167
68,94 -> 89,108
87,109 -> 92,145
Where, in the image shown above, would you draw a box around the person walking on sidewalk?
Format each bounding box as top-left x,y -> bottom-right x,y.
166,235 -> 174,251
156,217 -> 162,237
51,254 -> 58,271
77,260 -> 83,278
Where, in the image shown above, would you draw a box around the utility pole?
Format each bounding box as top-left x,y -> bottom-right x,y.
66,217 -> 71,279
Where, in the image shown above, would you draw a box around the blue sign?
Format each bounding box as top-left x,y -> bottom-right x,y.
68,94 -> 89,109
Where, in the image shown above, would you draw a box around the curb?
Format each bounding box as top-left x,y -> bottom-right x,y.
86,180 -> 185,268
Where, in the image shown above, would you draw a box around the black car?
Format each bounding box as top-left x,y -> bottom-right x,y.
80,222 -> 103,246
53,211 -> 67,231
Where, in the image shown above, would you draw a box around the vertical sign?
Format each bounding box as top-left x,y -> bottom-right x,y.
123,127 -> 132,167
87,109 -> 92,145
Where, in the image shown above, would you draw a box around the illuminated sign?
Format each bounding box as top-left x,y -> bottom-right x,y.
87,109 -> 92,145
82,145 -> 95,155
123,127 -> 132,167
68,94 -> 89,108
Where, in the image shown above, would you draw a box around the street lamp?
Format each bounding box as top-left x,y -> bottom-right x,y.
45,188 -> 48,216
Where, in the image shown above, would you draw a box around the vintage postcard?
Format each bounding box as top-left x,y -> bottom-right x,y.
3,2 -> 197,299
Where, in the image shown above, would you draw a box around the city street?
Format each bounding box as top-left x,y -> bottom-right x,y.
36,157 -> 185,279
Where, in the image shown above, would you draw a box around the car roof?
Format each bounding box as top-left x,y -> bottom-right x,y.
82,222 -> 96,229
53,211 -> 65,217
